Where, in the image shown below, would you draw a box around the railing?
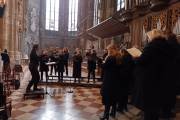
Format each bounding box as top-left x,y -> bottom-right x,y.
124,0 -> 150,10
135,0 -> 150,6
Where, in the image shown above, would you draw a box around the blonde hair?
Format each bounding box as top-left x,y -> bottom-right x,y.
107,44 -> 118,56
107,44 -> 117,50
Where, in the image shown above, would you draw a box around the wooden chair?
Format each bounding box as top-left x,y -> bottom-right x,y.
0,72 -> 11,96
0,83 -> 12,120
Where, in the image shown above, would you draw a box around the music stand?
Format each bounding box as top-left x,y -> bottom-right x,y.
45,62 -> 56,96
67,77 -> 73,93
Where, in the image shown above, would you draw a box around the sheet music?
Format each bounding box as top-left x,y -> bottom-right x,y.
127,47 -> 142,58
45,62 -> 56,65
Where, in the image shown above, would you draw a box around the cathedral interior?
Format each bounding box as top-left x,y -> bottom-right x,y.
0,0 -> 180,120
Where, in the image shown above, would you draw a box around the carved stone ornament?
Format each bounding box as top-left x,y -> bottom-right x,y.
134,1 -> 150,16
30,8 -> 37,33
150,0 -> 170,11
119,10 -> 133,23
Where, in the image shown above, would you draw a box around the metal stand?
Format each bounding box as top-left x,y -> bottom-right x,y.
67,64 -> 73,93
45,74 -> 53,96
67,77 -> 73,93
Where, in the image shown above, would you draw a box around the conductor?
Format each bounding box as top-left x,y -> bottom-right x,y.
26,44 -> 40,92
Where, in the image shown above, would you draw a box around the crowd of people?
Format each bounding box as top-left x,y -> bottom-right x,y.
3,28 -> 177,120
25,29 -> 180,120
38,47 -> 105,82
100,29 -> 180,120
25,45 -> 107,92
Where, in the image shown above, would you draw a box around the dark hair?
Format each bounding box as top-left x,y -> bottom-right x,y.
4,49 -> 7,53
122,49 -> 129,56
33,44 -> 38,50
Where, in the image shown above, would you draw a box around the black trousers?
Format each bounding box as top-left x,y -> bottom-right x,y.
40,71 -> 48,81
50,64 -> 56,75
117,94 -> 128,112
87,69 -> 95,82
58,71 -> 63,82
26,65 -> 40,90
102,103 -> 117,118
64,62 -> 68,75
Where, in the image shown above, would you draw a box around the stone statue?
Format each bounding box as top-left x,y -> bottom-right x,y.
24,36 -> 37,56
30,8 -> 37,33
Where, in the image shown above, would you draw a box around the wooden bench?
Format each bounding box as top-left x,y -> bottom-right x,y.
23,88 -> 45,100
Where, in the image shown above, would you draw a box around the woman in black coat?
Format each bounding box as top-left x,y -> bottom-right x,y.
87,50 -> 97,83
63,48 -> 69,76
167,33 -> 180,95
56,50 -> 65,82
39,50 -> 49,81
72,50 -> 83,83
100,45 -> 120,120
1,49 -> 10,73
132,29 -> 176,120
117,49 -> 134,112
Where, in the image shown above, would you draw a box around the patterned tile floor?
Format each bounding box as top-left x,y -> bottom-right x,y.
9,66 -> 104,120
7,66 -> 180,120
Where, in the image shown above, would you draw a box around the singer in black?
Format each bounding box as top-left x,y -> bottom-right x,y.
26,44 -> 40,92
1,49 -> 10,73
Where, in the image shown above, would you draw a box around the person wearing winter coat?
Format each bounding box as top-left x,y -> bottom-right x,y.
132,29 -> 177,120
56,49 -> 65,82
39,50 -> 49,81
26,44 -> 40,92
100,44 -> 121,120
63,47 -> 69,76
72,49 -> 83,83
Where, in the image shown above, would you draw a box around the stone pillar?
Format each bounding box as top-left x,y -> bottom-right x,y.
0,17 -> 4,50
3,0 -> 12,51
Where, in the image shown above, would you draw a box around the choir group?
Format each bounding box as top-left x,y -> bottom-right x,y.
100,29 -> 180,120
21,28 -> 180,120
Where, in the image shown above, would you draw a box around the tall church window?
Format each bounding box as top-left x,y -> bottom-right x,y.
93,0 -> 100,26
45,0 -> 59,31
117,0 -> 125,11
68,0 -> 79,31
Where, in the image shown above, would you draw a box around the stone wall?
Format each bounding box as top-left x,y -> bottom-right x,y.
39,0 -> 69,50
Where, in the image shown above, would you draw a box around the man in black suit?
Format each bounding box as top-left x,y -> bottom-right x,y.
26,44 -> 40,92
